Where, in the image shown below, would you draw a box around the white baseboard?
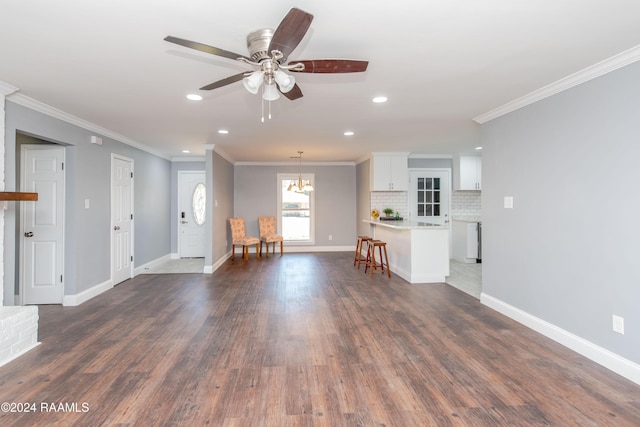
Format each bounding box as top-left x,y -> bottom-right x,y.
170,252 -> 179,260
204,251 -> 231,274
63,279 -> 112,307
481,293 -> 640,386
134,254 -> 172,276
388,263 -> 446,284
241,245 -> 354,254
0,342 -> 41,368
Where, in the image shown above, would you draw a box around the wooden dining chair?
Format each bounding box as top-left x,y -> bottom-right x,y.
258,216 -> 283,257
229,218 -> 260,261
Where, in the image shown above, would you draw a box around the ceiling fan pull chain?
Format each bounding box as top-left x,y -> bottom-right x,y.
261,87 -> 265,122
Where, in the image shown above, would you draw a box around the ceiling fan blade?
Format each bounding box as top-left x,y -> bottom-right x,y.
164,36 -> 252,62
289,59 -> 369,73
281,84 -> 303,100
268,8 -> 314,62
199,72 -> 246,91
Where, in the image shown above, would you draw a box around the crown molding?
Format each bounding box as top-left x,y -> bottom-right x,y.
473,44 -> 640,124
6,93 -> 171,160
203,144 -> 236,164
170,156 -> 205,163
0,81 -> 19,97
235,161 -> 355,166
408,154 -> 453,159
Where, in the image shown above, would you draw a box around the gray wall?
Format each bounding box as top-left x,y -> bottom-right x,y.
482,61 -> 640,364
4,101 -> 171,302
408,158 -> 453,169
212,151 -> 234,262
234,164 -> 356,247
356,159 -> 372,236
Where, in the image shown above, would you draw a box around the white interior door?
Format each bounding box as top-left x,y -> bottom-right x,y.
409,169 -> 450,225
178,171 -> 206,258
21,144 -> 65,305
111,156 -> 133,285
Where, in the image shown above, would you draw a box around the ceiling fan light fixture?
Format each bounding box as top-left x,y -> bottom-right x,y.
242,71 -> 263,94
262,82 -> 280,101
274,69 -> 295,93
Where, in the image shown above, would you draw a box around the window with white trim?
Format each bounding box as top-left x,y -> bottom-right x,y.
277,173 -> 315,243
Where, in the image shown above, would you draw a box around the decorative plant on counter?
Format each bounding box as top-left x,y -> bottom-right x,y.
371,209 -> 380,219
383,208 -> 394,217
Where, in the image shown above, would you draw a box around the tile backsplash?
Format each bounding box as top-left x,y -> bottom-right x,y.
451,191 -> 481,218
370,192 -> 408,219
369,190 -> 480,220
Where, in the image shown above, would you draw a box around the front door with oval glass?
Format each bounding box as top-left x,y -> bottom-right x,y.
179,171 -> 206,258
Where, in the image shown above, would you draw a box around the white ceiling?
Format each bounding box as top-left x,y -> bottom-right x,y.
2,1 -> 640,162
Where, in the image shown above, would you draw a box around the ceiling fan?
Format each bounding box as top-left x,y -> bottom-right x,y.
164,7 -> 369,102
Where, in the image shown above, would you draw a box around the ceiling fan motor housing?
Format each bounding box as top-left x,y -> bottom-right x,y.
246,28 -> 274,62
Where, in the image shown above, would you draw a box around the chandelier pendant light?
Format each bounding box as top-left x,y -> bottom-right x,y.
288,151 -> 314,193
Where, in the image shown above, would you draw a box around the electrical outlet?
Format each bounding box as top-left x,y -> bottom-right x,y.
328,235 -> 333,241
612,315 -> 625,334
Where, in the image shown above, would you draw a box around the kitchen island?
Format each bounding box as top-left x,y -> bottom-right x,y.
363,219 -> 449,283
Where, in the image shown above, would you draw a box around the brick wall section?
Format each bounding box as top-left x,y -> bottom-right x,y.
0,306 -> 39,367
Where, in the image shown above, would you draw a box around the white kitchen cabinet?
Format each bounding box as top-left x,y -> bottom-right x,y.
457,156 -> 482,190
370,153 -> 409,191
452,220 -> 479,263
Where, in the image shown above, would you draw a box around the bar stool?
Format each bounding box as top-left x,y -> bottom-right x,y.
364,240 -> 391,278
353,236 -> 373,270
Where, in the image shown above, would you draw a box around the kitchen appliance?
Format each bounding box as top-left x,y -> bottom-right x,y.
477,222 -> 482,263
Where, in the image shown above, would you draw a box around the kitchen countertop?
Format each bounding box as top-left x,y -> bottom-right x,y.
363,219 -> 449,230
452,216 -> 482,223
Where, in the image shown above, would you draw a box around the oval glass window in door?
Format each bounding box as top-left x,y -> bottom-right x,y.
192,183 -> 206,226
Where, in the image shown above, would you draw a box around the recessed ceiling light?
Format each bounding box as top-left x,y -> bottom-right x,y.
372,96 -> 388,103
475,146 -> 483,150
218,129 -> 229,134
182,150 -> 191,153
186,94 -> 203,101
344,131 -> 354,136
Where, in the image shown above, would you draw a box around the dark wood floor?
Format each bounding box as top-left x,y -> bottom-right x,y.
1,253 -> 639,426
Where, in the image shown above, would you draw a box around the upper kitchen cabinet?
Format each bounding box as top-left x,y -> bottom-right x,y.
370,153 -> 409,191
456,155 -> 482,190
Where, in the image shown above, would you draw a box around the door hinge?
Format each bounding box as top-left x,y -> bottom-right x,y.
130,172 -> 133,178
60,275 -> 63,283
130,214 -> 133,220
131,256 -> 133,261
61,162 -> 64,171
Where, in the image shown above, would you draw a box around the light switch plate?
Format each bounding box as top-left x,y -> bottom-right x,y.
613,315 -> 625,334
504,196 -> 514,209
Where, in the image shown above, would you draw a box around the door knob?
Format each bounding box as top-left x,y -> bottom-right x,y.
24,231 -> 34,238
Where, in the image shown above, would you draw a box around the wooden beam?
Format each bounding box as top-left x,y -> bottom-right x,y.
0,192 -> 38,201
